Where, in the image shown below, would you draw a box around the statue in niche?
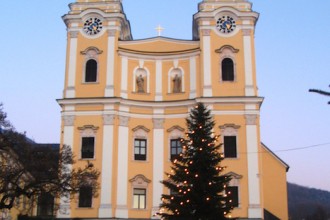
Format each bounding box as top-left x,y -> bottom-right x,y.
173,74 -> 182,93
136,74 -> 145,93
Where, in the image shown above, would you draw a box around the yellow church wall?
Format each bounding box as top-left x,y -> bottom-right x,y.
68,114 -> 104,218
129,106 -> 153,115
127,60 -> 156,101
74,34 -> 108,98
261,147 -> 289,220
57,1 -> 288,219
164,107 -> 188,115
75,105 -> 104,112
209,31 -> 247,97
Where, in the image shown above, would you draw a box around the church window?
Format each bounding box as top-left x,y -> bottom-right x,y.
78,125 -> 98,159
81,137 -> 95,159
132,126 -> 150,161
220,124 -> 240,159
226,186 -> 239,207
224,136 -> 237,158
216,45 -> 239,83
78,186 -> 93,208
85,59 -> 97,82
80,47 -> 102,83
134,139 -> 147,161
170,139 -> 182,161
129,175 -> 150,210
37,192 -> 54,216
167,126 -> 184,161
222,58 -> 234,81
133,188 -> 146,209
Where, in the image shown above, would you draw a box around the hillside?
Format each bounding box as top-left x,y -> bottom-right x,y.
288,182 -> 330,220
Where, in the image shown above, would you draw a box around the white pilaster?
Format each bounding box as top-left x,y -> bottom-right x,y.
189,56 -> 197,99
66,31 -> 78,98
105,30 -> 116,97
155,60 -> 163,101
57,115 -> 75,218
115,115 -> 129,218
98,114 -> 115,218
202,29 -> 212,97
245,114 -> 262,218
243,29 -> 255,96
121,57 -> 128,99
152,118 -> 164,216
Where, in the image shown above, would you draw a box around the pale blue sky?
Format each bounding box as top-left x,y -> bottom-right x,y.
1,1 -> 329,191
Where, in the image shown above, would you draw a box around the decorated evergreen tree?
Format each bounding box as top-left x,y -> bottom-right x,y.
160,103 -> 233,220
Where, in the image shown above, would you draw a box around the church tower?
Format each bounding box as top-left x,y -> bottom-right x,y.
57,0 -> 288,219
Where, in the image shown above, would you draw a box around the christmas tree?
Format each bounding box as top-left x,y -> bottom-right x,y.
160,103 -> 233,220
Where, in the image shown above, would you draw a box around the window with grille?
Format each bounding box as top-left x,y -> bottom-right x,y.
170,139 -> 182,161
133,188 -> 146,209
134,139 -> 147,161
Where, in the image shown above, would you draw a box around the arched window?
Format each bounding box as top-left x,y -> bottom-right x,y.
85,59 -> 97,82
132,126 -> 150,161
221,58 -> 234,81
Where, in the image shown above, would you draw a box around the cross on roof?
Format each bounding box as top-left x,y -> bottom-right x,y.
155,24 -> 164,36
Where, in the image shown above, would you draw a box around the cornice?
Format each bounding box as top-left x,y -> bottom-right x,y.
119,37 -> 199,45
118,47 -> 201,57
194,6 -> 259,21
57,96 -> 264,109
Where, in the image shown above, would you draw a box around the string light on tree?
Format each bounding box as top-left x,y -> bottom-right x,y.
160,103 -> 233,219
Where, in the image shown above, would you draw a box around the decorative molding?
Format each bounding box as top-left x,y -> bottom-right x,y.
219,123 -> 241,130
167,125 -> 185,133
119,116 -> 129,127
129,174 -> 151,188
107,29 -> 117,37
80,46 -> 103,55
58,204 -> 71,215
242,29 -> 252,36
103,114 -> 115,125
153,119 -> 164,129
215,45 -> 239,54
132,125 -> 150,133
99,204 -> 112,209
69,31 -> 79,38
63,116 -> 75,126
77,125 -> 99,131
245,114 -> 257,125
226,171 -> 243,179
201,29 -> 211,36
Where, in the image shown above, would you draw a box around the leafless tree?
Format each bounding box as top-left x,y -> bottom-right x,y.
0,103 -> 100,211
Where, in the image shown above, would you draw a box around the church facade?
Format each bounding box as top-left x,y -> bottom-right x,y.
57,0 -> 289,219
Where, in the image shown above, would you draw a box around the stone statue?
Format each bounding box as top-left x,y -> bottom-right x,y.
137,74 -> 144,93
173,74 -> 182,93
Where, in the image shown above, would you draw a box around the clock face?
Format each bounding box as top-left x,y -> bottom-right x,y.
83,17 -> 103,36
216,16 -> 236,33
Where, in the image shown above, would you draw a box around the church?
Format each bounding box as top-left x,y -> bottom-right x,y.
57,0 -> 289,219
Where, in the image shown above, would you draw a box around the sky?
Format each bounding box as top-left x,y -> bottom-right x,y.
1,0 -> 329,191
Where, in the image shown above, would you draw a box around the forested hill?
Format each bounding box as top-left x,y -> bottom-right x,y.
288,182 -> 330,220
